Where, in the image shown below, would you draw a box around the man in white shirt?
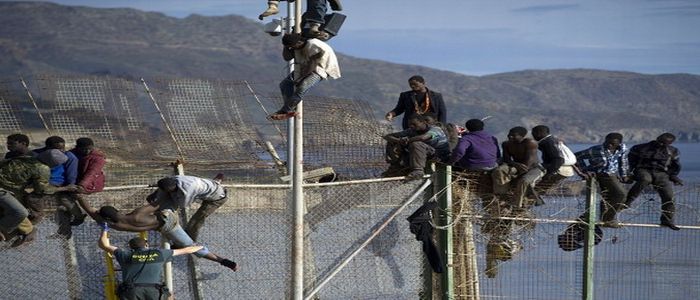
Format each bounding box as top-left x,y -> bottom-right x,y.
147,174 -> 226,241
269,33 -> 341,120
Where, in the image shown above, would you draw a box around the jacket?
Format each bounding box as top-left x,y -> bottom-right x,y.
73,149 -> 106,193
391,89 -> 446,129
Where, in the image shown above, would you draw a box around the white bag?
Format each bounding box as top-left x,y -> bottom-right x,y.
557,142 -> 577,166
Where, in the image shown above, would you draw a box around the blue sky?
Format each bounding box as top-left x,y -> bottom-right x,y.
16,0 -> 700,75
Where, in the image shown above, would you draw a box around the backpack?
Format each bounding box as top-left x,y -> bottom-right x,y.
556,141 -> 577,166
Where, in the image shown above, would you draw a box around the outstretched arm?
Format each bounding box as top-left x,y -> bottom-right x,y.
173,245 -> 204,256
98,229 -> 118,254
75,195 -> 102,222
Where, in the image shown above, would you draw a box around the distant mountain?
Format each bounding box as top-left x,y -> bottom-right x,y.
2,1 -> 699,142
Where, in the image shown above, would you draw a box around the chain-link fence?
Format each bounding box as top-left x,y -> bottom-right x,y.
1,74 -> 699,299
449,172 -> 700,300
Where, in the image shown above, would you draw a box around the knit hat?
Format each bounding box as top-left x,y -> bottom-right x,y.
36,149 -> 68,167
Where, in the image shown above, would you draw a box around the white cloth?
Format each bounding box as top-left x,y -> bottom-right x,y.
157,175 -> 225,209
294,38 -> 341,80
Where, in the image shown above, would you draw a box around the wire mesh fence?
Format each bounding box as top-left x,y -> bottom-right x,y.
0,74 -> 699,300
449,172 -> 700,300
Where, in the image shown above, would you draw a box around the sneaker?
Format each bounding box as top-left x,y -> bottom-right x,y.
220,259 -> 239,271
213,173 -> 225,184
258,2 -> 279,20
600,220 -> 623,228
660,220 -> 680,231
11,228 -> 37,248
329,0 -> 342,11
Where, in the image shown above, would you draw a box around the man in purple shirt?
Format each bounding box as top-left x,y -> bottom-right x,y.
444,118 -> 500,211
445,119 -> 500,172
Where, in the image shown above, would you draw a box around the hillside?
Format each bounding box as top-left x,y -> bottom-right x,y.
1,1 -> 699,142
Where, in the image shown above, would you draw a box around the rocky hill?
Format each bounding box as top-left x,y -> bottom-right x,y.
1,1 -> 699,142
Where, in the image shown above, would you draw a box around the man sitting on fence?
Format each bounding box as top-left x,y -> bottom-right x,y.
382,115 -> 450,181
33,136 -> 86,238
76,195 -> 239,271
146,174 -> 226,241
531,125 -> 577,205
0,134 -> 77,246
625,133 -> 683,230
574,132 -> 630,228
491,126 -> 544,209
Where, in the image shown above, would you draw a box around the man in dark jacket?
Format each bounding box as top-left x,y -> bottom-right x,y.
625,133 -> 683,230
531,125 -> 574,205
385,75 -> 446,130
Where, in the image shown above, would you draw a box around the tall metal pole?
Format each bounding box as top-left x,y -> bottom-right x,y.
437,166 -> 454,299
582,178 -> 597,300
286,1 -> 295,177
291,1 -> 305,299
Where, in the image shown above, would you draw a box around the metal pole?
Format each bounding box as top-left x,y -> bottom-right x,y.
304,179 -> 434,299
291,1 -> 305,299
19,76 -> 52,135
141,78 -> 186,161
582,178 -> 597,300
286,0 -> 296,177
437,166 -> 454,299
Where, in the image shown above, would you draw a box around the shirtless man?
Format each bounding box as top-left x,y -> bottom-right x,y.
74,196 -> 239,271
492,126 -> 544,208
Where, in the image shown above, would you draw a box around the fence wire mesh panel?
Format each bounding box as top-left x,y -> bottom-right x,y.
304,180 -> 427,299
451,173 -> 700,300
2,74 -> 700,300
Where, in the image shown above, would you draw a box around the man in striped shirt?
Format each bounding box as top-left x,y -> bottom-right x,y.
574,132 -> 630,228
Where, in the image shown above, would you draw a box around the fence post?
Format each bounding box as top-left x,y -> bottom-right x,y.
437,165 -> 454,299
582,178 -> 597,300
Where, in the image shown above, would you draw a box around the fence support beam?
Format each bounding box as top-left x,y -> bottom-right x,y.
437,165 -> 454,299
582,178 -> 597,300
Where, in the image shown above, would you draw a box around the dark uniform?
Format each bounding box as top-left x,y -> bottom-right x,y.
114,248 -> 173,300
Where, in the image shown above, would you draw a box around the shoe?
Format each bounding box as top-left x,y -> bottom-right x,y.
600,220 -> 623,228
70,213 -> 87,226
403,170 -> 425,182
0,231 -> 5,242
220,259 -> 239,271
268,110 -> 298,121
258,1 -> 279,20
213,173 -> 225,184
307,23 -> 330,40
660,221 -> 680,231
11,228 -> 37,248
328,0 -> 343,11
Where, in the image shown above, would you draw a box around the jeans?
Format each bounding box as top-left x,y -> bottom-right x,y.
511,167 -> 545,208
0,189 -> 31,234
304,0 -> 328,25
158,209 -> 210,257
595,174 -> 627,222
408,142 -> 436,171
279,72 -> 323,113
626,168 -> 675,222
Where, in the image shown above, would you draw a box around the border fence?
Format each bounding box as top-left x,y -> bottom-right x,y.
1,75 -> 699,299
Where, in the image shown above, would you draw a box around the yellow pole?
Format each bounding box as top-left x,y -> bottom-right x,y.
103,232 -> 118,300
